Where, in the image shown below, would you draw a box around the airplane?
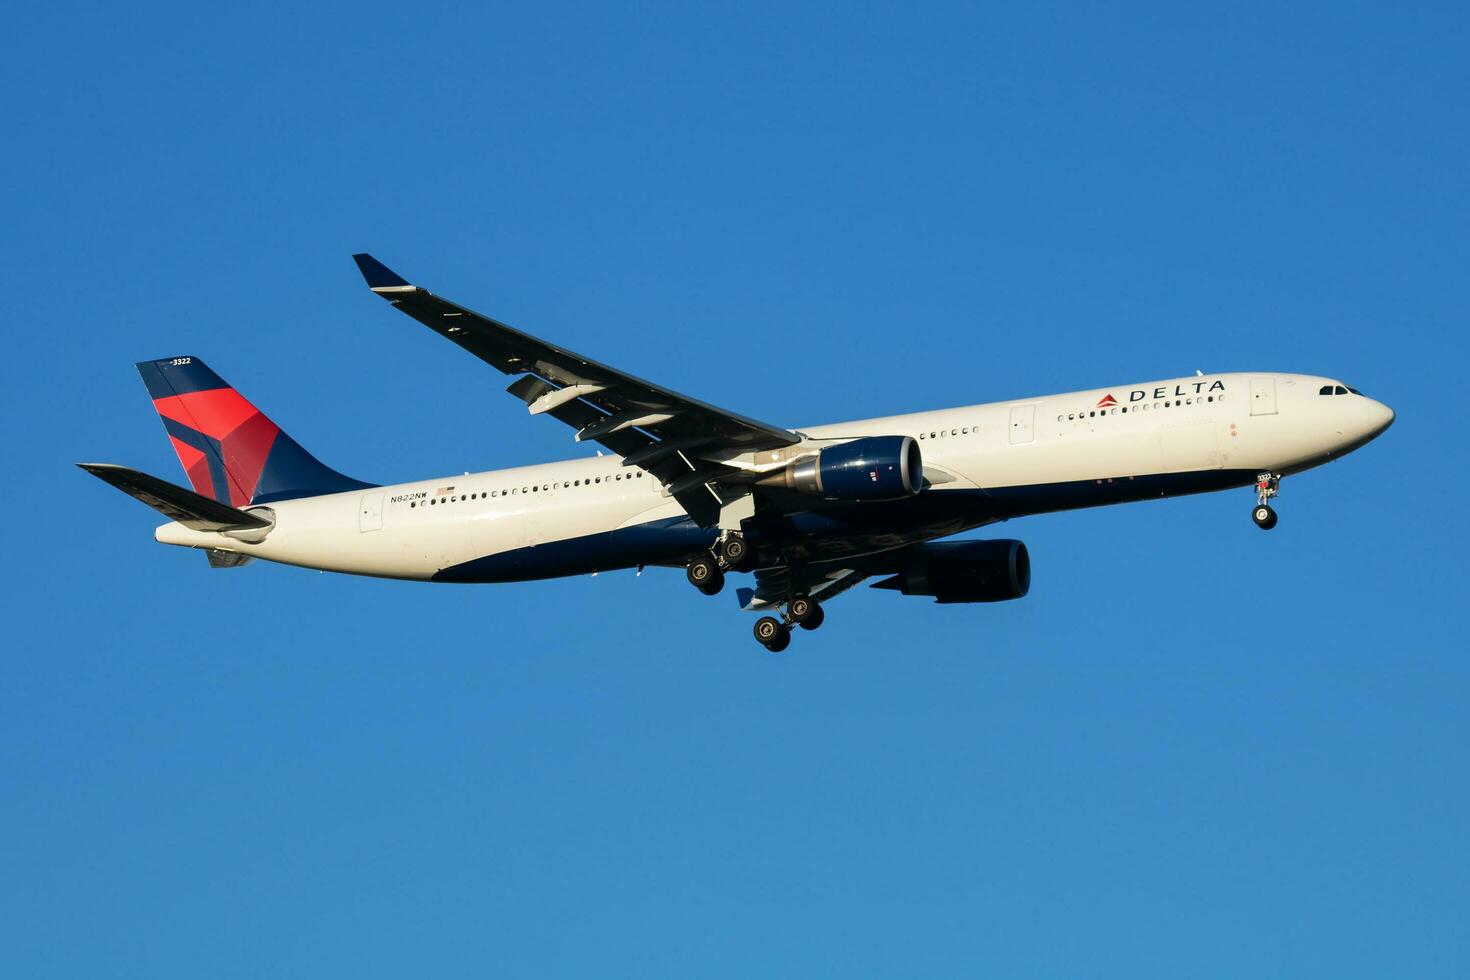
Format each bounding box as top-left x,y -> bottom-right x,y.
80,253 -> 1396,651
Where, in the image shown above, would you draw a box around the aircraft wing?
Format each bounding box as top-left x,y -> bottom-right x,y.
352,254 -> 799,526
738,563 -> 871,612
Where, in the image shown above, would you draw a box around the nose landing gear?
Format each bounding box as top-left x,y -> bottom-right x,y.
1253,472 -> 1280,530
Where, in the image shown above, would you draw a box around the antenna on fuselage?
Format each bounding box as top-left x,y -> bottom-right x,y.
1196,369 -> 1204,376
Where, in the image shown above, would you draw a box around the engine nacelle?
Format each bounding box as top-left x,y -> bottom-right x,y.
873,540 -> 1031,603
759,435 -> 923,501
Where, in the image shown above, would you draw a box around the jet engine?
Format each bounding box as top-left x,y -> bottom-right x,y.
872,540 -> 1030,603
757,435 -> 923,501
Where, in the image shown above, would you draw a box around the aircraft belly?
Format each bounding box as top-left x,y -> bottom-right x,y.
435,515 -> 714,583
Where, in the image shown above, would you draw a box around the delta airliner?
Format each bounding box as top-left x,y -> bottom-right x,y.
82,254 -> 1395,650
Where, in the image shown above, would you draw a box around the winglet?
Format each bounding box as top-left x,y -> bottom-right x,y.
352,253 -> 412,291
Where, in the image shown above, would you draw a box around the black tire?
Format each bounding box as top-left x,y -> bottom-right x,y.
1253,504 -> 1278,530
797,603 -> 825,631
688,556 -> 724,594
700,565 -> 725,595
788,594 -> 818,626
754,616 -> 785,645
764,629 -> 791,653
721,534 -> 749,568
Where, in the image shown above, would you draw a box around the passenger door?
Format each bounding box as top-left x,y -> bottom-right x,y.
359,492 -> 384,532
1249,377 -> 1278,416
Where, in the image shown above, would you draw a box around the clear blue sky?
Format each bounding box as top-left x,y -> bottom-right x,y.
4,2 -> 1466,976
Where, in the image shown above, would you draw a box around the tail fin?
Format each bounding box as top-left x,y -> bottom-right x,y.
136,357 -> 373,506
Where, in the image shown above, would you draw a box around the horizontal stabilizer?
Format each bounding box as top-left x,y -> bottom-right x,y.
78,463 -> 273,531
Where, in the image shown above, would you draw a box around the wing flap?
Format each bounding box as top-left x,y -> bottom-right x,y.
739,564 -> 870,611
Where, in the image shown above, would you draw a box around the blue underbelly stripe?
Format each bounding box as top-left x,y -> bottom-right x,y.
431,468 -> 1259,583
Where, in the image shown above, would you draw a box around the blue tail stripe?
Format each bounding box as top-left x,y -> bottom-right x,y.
160,417 -> 233,504
136,357 -> 229,399
250,434 -> 376,503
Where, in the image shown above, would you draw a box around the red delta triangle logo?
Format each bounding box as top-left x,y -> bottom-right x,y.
1096,393 -> 1119,408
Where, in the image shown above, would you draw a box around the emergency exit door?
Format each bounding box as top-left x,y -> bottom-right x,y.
1250,377 -> 1278,416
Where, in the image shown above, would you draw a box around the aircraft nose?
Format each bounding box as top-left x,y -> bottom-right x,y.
1368,398 -> 1395,437
1344,396 -> 1395,451
1327,395 -> 1394,457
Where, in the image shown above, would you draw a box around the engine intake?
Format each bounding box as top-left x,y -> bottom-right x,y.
758,435 -> 923,501
873,540 -> 1030,603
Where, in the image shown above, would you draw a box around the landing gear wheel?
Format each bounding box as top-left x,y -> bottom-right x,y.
1252,504 -> 1278,530
687,556 -> 724,595
720,533 -> 750,570
788,594 -> 820,628
796,603 -> 825,631
754,616 -> 789,651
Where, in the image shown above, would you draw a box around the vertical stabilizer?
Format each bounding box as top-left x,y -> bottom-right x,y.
136,357 -> 373,505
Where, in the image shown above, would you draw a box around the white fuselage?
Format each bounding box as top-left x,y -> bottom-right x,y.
156,372 -> 1394,581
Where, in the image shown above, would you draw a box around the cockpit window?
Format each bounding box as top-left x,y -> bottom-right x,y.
1347,387 -> 1362,395
1320,384 -> 1360,396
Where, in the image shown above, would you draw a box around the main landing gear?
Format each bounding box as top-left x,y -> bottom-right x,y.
1253,472 -> 1280,530
684,532 -> 826,652
685,531 -> 755,596
753,593 -> 824,653
719,532 -> 750,569
686,555 -> 724,595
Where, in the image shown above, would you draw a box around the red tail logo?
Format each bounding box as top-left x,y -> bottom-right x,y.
137,356 -> 370,506
152,388 -> 280,506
